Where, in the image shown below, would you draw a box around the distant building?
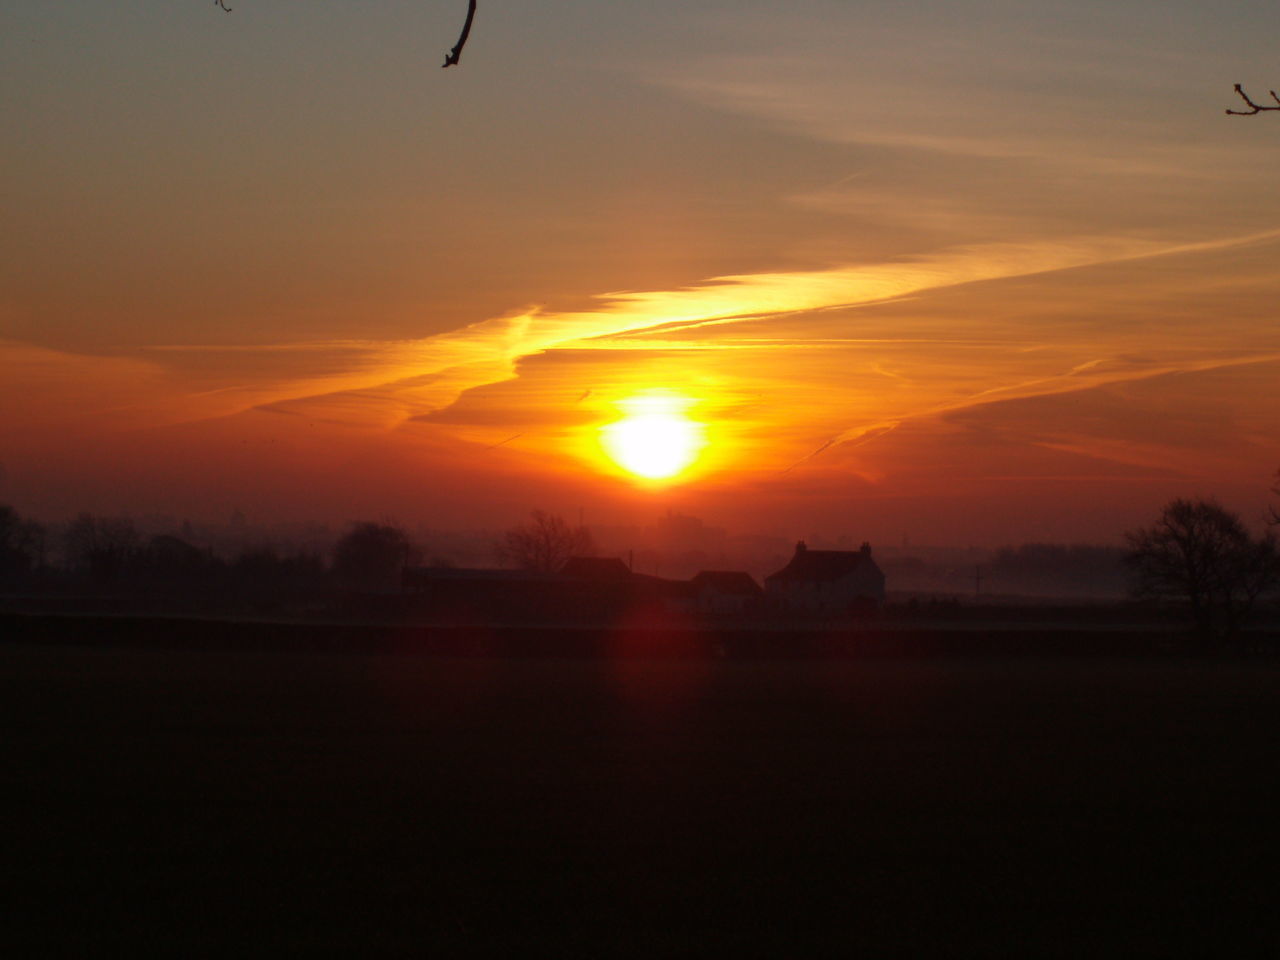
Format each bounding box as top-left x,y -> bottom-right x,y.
560,556 -> 634,581
401,556 -> 767,623
631,572 -> 698,613
764,541 -> 885,613
690,570 -> 764,614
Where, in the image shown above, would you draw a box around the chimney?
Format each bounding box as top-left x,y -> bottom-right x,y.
796,540 -> 807,554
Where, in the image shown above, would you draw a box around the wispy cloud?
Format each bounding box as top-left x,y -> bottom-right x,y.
86,225 -> 1279,440
113,230 -> 1249,428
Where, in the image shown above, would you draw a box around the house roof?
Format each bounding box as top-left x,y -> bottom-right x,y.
764,543 -> 880,584
559,556 -> 634,580
631,573 -> 698,597
690,570 -> 763,595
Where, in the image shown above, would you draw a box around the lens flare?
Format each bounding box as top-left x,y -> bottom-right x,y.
600,392 -> 706,481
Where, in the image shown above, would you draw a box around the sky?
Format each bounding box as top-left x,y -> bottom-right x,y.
3,0 -> 1280,545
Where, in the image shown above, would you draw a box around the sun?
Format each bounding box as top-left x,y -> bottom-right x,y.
600,392 -> 706,481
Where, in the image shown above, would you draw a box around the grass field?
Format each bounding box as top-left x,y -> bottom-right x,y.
4,637 -> 1279,954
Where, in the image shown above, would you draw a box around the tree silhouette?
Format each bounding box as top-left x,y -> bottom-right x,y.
141,534 -> 217,580
62,513 -> 140,582
0,505 -> 44,582
1125,497 -> 1280,646
496,510 -> 594,573
332,521 -> 419,591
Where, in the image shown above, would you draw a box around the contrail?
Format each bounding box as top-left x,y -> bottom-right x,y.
483,433 -> 523,450
781,436 -> 840,473
781,422 -> 902,473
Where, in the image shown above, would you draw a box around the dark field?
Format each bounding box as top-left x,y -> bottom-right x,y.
4,637 -> 1280,955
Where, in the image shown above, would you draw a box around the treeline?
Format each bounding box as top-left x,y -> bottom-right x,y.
987,543 -> 1128,596
0,506 -> 416,615
876,542 -> 1129,598
0,505 -> 47,583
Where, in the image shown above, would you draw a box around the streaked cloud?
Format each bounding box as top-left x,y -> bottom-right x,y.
82,227 -> 1278,430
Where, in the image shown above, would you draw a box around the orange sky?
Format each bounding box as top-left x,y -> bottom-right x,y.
3,1 -> 1279,544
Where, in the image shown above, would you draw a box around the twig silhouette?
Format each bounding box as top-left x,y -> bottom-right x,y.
210,1 -> 479,68
1226,83 -> 1280,115
443,0 -> 477,68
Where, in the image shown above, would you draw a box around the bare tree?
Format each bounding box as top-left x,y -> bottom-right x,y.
496,510 -> 594,573
1125,497 -> 1280,646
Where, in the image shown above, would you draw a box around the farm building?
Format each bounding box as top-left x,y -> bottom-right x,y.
764,541 -> 885,613
690,570 -> 764,614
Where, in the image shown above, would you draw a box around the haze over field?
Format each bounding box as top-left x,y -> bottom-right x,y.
4,1 -> 1279,543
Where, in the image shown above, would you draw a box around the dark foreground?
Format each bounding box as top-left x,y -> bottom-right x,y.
4,637 -> 1279,955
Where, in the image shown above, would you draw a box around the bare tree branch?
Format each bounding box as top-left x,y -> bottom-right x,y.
210,1 -> 480,68
1226,83 -> 1280,115
443,0 -> 477,68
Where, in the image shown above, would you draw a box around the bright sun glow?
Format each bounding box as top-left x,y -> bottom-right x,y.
600,392 -> 706,481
